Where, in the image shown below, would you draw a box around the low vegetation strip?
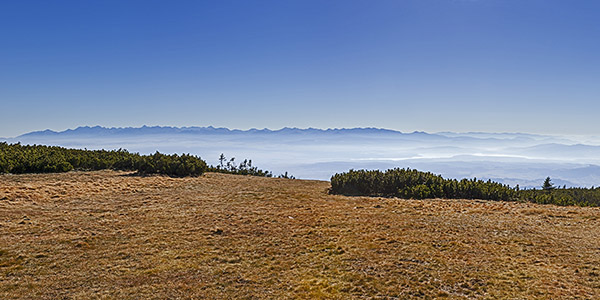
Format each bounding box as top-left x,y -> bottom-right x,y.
0,143 -> 284,179
330,168 -> 517,201
0,142 -> 207,177
330,168 -> 600,207
519,187 -> 600,207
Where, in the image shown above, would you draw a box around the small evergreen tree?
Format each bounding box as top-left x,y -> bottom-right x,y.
543,177 -> 554,190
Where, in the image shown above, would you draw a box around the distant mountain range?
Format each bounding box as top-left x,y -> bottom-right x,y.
4,125 -> 600,187
19,125 -> 433,137
17,126 -> 588,148
18,125 -> 588,143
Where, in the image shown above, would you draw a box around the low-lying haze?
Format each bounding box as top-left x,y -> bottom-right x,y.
4,126 -> 600,188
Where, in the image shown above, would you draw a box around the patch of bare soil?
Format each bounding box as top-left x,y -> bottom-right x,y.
1,171 -> 599,299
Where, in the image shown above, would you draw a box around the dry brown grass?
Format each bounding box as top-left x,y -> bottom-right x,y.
1,170 -> 600,299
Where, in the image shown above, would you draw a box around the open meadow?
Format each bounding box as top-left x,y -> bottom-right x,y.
1,171 -> 600,299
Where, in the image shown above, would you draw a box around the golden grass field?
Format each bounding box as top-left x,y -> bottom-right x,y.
1,170 -> 600,299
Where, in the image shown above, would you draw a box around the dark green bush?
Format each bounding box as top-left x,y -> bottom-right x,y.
330,168 -> 600,207
0,143 -> 284,178
519,187 -> 600,207
330,168 -> 517,201
0,142 -> 207,177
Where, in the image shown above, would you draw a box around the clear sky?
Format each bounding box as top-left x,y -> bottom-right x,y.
1,0 -> 599,137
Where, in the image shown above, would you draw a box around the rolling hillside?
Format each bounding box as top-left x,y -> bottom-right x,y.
1,171 -> 600,299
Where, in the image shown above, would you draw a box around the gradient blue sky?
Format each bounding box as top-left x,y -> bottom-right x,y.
1,0 -> 599,137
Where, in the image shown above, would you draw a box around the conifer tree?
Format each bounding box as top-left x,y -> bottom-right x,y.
543,177 -> 554,190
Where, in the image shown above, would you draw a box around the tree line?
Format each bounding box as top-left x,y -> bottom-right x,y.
0,142 -> 207,177
0,143 -> 288,178
330,168 -> 517,201
330,168 -> 600,207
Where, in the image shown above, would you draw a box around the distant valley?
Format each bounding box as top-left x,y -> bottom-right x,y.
4,126 -> 600,188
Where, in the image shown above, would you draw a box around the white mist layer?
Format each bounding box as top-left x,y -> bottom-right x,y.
4,127 -> 600,188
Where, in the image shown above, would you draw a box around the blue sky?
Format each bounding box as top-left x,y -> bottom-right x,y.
1,0 -> 599,137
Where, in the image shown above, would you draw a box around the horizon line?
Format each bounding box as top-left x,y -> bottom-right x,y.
5,124 -> 589,139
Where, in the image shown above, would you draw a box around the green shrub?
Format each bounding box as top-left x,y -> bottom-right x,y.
330,168 -> 600,207
0,142 -> 206,177
331,168 -> 517,201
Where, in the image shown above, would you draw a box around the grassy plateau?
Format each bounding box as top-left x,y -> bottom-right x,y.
1,171 -> 600,299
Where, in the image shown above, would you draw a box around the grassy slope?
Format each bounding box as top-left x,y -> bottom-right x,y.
1,171 -> 600,299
